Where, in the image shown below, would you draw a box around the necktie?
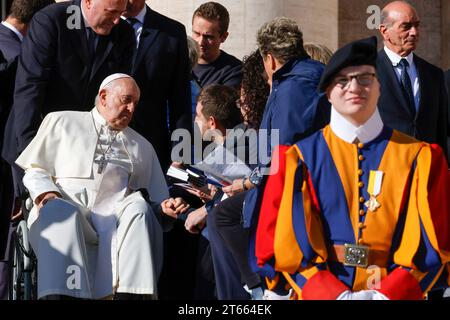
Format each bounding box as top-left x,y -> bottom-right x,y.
126,18 -> 141,67
127,17 -> 141,43
87,27 -> 97,62
398,59 -> 416,117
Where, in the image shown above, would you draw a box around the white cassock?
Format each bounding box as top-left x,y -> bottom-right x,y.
15,108 -> 170,299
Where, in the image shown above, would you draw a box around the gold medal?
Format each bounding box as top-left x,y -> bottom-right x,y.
365,195 -> 381,212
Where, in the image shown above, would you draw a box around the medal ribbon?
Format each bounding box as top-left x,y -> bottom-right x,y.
367,170 -> 383,197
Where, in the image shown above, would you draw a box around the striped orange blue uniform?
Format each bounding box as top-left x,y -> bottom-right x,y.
254,125 -> 450,299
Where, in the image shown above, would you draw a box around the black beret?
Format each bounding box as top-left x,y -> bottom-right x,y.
318,36 -> 378,92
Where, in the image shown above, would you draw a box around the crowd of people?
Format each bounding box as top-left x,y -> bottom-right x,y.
0,0 -> 449,300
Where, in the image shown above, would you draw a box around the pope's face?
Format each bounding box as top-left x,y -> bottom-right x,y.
99,78 -> 140,130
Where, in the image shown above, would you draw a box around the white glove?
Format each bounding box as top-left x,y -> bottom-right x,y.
337,290 -> 389,300
263,289 -> 292,300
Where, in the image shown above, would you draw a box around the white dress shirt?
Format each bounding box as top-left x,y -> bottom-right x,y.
384,46 -> 420,112
330,106 -> 384,144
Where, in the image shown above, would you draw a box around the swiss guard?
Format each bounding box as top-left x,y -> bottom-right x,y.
253,36 -> 450,300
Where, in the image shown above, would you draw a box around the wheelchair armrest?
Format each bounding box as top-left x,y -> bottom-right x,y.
20,189 -> 32,221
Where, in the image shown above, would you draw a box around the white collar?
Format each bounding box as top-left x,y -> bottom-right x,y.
384,46 -> 414,67
92,107 -> 108,126
134,5 -> 147,24
330,107 -> 384,144
121,5 -> 146,24
1,21 -> 23,42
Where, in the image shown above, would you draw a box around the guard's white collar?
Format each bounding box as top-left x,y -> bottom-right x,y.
330,107 -> 383,144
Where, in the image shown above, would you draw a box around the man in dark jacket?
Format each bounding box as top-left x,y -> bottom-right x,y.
0,0 -> 54,300
209,17 -> 330,300
3,0 -> 134,168
2,0 -> 134,299
191,2 -> 242,89
1,0 -> 135,245
123,0 -> 191,170
377,1 -> 448,161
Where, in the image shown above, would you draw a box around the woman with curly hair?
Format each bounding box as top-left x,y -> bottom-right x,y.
205,49 -> 270,300
239,50 -> 270,129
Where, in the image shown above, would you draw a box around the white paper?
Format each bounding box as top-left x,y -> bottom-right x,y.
193,145 -> 252,184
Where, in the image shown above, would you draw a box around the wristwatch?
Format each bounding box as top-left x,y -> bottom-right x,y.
242,178 -> 248,191
248,167 -> 263,187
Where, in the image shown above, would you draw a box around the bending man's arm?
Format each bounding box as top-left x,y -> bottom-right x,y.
13,10 -> 57,154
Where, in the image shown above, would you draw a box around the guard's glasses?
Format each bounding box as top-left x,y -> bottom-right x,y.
333,73 -> 376,89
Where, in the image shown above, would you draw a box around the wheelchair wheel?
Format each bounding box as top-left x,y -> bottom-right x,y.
9,220 -> 37,300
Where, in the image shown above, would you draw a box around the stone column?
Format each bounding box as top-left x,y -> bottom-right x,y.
1,0 -> 10,20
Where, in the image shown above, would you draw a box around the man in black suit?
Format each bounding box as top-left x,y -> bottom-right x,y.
1,0 -> 134,299
1,0 -> 55,150
0,0 -> 55,300
122,0 -> 193,300
123,0 -> 191,171
446,70 -> 450,94
0,9 -> 22,62
0,50 -> 16,301
377,1 -> 448,160
1,0 -> 54,154
2,0 -> 135,171
2,0 -> 135,232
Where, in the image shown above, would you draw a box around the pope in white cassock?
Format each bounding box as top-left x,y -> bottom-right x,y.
15,73 -> 189,299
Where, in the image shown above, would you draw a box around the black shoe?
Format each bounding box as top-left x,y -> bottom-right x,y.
113,293 -> 155,300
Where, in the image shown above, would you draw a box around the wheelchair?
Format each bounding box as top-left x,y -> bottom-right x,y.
8,193 -> 37,300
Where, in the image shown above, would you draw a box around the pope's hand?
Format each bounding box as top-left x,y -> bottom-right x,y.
161,197 -> 190,219
36,191 -> 61,210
